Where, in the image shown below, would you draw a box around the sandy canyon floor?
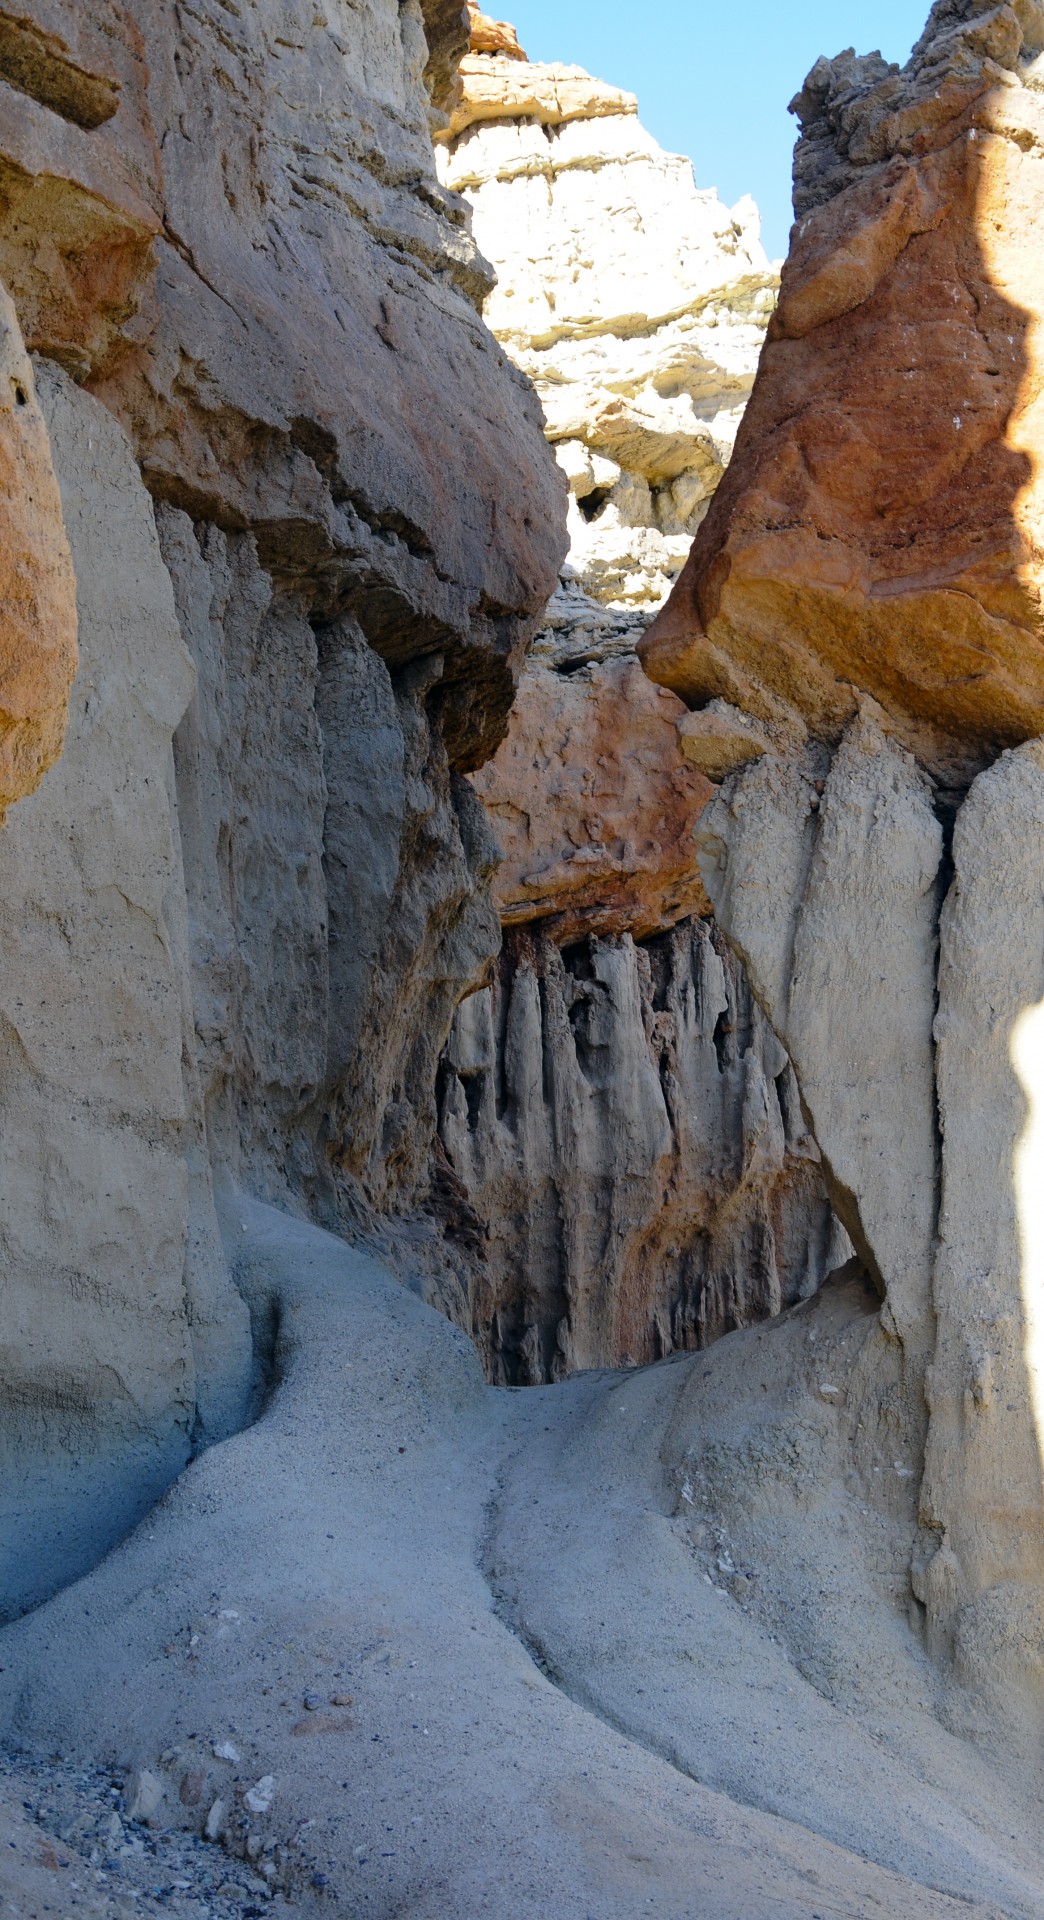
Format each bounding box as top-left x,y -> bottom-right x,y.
1,1199 -> 1042,1919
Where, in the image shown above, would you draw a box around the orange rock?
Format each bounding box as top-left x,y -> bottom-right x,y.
640,18 -> 1044,788
0,279 -> 77,817
470,654 -> 713,944
466,0 -> 527,61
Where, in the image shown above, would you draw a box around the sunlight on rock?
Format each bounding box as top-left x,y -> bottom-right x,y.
1011,997 -> 1044,1462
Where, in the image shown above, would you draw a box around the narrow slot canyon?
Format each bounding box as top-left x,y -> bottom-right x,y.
2,2 -> 1044,1917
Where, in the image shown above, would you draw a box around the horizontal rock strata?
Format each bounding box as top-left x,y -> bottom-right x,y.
437,24 -> 777,625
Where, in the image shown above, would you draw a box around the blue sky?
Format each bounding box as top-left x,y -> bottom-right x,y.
506,1 -> 932,258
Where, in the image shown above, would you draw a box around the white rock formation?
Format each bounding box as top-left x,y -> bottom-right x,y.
0,365 -> 253,1618
920,739 -> 1044,1723
695,711 -> 943,1374
437,41 -> 777,616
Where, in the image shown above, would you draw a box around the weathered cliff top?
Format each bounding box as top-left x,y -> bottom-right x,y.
641,0 -> 1044,786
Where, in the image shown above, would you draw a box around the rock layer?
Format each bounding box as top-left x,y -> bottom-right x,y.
471,651 -> 714,944
0,280 -> 76,814
641,0 -> 1044,787
437,27 -> 777,619
439,921 -> 846,1383
0,0 -> 565,1617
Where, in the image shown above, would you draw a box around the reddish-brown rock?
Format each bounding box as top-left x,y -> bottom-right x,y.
640,4 -> 1044,787
471,653 -> 714,944
0,279 -> 76,816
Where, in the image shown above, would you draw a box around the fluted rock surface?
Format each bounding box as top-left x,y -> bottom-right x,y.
641,0 -> 1044,788
439,921 -> 847,1383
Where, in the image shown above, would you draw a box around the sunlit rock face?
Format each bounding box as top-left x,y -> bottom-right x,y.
641,0 -> 1044,790
436,20 -> 778,619
0,283 -> 76,814
641,0 -> 1044,1746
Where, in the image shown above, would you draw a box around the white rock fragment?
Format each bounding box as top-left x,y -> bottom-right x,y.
204,1799 -> 228,1842
124,1768 -> 164,1825
243,1775 -> 276,1815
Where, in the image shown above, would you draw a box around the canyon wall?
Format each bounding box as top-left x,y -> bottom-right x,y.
643,0 -> 1044,1728
3,0 -> 1044,1782
436,20 -> 778,631
0,0 -> 564,1619
433,12 -> 847,1380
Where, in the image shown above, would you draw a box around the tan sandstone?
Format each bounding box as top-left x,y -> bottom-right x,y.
641,1 -> 1044,787
0,279 -> 76,814
471,654 -> 714,944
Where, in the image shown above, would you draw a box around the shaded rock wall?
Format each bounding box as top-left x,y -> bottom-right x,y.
0,0 -> 564,1618
439,920 -> 847,1383
0,364 -> 252,1619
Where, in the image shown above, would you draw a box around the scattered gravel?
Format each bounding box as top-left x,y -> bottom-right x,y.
0,1750 -> 298,1919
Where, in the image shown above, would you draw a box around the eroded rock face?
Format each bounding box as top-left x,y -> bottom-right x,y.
695,714 -> 943,1522
920,738 -> 1044,1727
0,0 -> 563,768
641,0 -> 1044,788
0,365 -> 252,1620
0,0 -> 565,1615
437,27 -> 777,622
439,922 -> 846,1383
471,650 -> 714,945
0,280 -> 76,814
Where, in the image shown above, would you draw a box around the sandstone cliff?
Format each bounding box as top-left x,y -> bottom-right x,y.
437,23 -> 778,619
641,0 -> 1044,790
0,0 -> 564,1619
641,0 -> 1044,1738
